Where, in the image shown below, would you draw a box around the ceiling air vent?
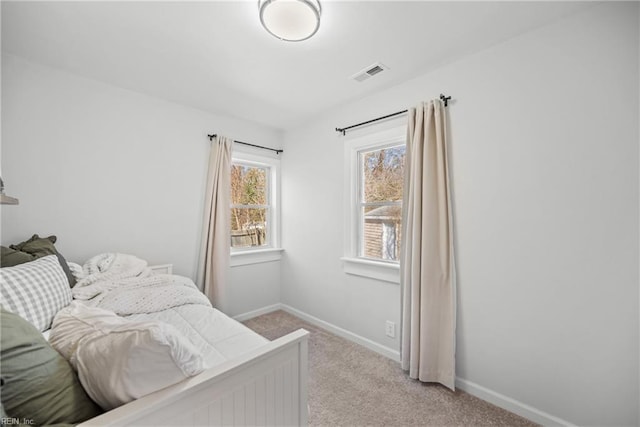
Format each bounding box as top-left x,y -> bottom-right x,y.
351,62 -> 388,82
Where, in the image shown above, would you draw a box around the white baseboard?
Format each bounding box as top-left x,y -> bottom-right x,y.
233,303 -> 282,322
455,377 -> 575,427
237,303 -> 572,426
279,303 -> 400,361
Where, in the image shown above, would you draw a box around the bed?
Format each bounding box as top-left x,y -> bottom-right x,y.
0,248 -> 309,427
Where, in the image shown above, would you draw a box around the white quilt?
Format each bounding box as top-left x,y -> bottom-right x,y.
127,305 -> 268,367
69,253 -> 267,367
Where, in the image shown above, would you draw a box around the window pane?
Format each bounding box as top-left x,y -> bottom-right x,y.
361,204 -> 402,261
231,207 -> 268,248
231,164 -> 267,205
361,145 -> 405,203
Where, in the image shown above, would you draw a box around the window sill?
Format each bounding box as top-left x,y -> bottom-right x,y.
231,248 -> 283,267
341,257 -> 400,284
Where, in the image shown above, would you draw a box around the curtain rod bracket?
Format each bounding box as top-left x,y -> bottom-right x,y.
439,94 -> 452,107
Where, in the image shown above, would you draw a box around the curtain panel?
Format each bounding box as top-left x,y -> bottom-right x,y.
197,135 -> 233,311
400,99 -> 457,390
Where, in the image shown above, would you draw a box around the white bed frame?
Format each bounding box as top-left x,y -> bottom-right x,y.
79,329 -> 309,426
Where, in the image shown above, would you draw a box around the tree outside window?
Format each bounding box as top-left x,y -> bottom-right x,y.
359,144 -> 405,261
231,163 -> 270,248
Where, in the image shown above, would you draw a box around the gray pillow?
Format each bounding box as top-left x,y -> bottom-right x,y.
5,234 -> 77,287
0,309 -> 103,425
0,246 -> 35,267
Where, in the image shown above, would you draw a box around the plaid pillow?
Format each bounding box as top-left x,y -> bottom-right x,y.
1,255 -> 72,331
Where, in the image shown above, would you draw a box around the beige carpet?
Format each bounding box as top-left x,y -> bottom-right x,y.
244,310 -> 538,427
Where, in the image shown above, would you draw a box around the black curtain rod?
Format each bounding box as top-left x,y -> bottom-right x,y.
335,93 -> 452,136
207,134 -> 283,155
335,110 -> 408,136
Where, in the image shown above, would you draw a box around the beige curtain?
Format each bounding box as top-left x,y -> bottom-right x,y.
197,135 -> 233,311
400,99 -> 456,390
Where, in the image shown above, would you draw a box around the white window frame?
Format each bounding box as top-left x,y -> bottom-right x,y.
341,124 -> 406,284
230,150 -> 282,267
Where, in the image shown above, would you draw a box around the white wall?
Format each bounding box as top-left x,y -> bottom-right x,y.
0,54 -> 282,317
281,3 -> 639,426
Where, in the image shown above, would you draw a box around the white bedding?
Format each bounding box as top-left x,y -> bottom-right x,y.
43,306 -> 266,368
50,302 -> 209,410
68,253 -> 268,369
126,305 -> 268,367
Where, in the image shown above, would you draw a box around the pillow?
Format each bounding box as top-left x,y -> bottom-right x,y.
9,234 -> 77,287
49,302 -> 207,410
0,246 -> 35,267
10,234 -> 58,257
0,308 -> 103,425
0,255 -> 72,331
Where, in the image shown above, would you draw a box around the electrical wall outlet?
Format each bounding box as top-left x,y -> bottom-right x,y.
385,320 -> 395,338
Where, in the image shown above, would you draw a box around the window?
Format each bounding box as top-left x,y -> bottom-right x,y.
230,150 -> 281,266
231,163 -> 270,249
359,144 -> 405,261
342,124 -> 406,283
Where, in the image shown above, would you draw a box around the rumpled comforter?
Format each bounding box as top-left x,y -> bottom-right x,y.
72,253 -> 211,315
69,253 -> 268,366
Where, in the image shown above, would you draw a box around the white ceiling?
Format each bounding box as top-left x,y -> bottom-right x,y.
1,1 -> 595,131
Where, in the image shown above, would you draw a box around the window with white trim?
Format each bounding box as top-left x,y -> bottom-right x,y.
342,124 -> 406,283
230,151 -> 281,266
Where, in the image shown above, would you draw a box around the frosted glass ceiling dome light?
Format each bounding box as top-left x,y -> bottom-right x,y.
259,0 -> 321,42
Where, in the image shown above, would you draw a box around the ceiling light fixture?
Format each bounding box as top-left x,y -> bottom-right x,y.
259,0 -> 321,42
